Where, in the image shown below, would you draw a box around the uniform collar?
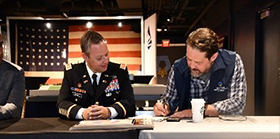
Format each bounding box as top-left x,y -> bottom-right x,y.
85,62 -> 102,84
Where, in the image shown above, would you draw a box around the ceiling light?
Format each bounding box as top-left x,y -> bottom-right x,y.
164,28 -> 167,32
86,22 -> 92,28
46,23 -> 51,29
118,22 -> 122,28
157,28 -> 162,32
167,18 -> 170,22
62,12 -> 68,18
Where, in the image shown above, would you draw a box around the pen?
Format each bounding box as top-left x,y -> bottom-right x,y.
157,96 -> 167,116
162,97 -> 166,110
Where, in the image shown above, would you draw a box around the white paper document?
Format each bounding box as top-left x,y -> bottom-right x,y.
69,119 -> 153,131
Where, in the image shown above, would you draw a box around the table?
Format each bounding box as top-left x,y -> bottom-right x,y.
0,118 -> 139,139
139,116 -> 280,139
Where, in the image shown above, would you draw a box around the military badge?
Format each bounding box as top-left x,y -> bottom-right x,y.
105,79 -> 120,93
77,83 -> 82,88
111,75 -> 117,79
58,108 -> 67,116
120,63 -> 126,70
106,92 -> 112,97
71,87 -> 86,94
65,63 -> 72,71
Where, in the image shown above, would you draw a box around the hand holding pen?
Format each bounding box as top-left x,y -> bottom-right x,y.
153,97 -> 170,117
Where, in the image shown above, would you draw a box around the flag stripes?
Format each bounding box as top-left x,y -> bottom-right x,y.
69,25 -> 132,32
68,25 -> 142,75
23,24 -> 141,85
68,51 -> 141,58
68,57 -> 141,65
69,31 -> 141,39
69,38 -> 141,44
69,44 -> 141,52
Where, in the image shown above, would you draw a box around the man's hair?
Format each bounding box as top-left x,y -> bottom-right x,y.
186,28 -> 219,59
80,31 -> 105,57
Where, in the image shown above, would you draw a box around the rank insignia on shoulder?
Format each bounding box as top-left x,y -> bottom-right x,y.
120,63 -> 126,70
65,63 -> 72,71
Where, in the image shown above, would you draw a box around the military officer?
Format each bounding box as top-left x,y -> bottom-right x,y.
57,31 -> 135,120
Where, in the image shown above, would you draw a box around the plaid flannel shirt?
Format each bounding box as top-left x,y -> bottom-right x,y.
162,54 -> 247,115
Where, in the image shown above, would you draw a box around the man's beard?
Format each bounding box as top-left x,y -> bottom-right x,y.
190,69 -> 204,78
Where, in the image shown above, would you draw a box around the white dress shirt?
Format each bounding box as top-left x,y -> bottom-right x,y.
75,62 -> 118,119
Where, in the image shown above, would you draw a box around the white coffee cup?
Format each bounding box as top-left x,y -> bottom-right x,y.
191,98 -> 205,123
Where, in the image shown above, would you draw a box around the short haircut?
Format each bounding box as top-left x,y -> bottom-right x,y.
80,31 -> 105,57
186,28 -> 219,59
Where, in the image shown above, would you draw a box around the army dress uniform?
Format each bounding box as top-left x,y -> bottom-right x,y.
57,61 -> 135,119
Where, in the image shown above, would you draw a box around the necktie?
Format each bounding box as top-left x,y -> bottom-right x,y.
92,74 -> 98,92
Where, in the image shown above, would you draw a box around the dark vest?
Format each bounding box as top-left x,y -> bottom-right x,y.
173,49 -> 236,112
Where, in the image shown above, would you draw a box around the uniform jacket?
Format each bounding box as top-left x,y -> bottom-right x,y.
57,61 -> 135,119
0,59 -> 25,119
173,49 -> 236,112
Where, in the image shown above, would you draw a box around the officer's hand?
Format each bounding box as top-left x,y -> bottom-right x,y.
82,105 -> 111,120
88,105 -> 111,120
82,107 -> 91,120
153,102 -> 170,116
170,109 -> 192,118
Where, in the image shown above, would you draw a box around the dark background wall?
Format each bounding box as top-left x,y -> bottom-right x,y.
231,0 -> 257,116
230,0 -> 280,116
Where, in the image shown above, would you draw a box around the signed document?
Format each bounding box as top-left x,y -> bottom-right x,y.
69,119 -> 153,131
80,119 -> 133,126
69,119 -> 133,131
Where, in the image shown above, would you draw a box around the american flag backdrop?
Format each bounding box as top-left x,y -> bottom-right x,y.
20,23 -> 141,84
17,25 -> 68,71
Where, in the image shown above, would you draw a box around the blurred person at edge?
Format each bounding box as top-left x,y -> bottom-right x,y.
57,31 -> 135,120
153,28 -> 247,118
0,34 -> 25,119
